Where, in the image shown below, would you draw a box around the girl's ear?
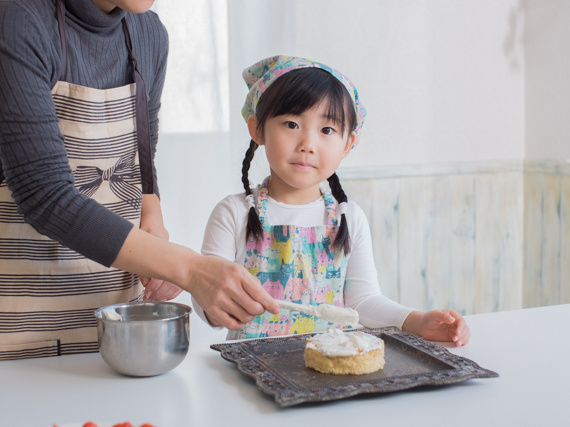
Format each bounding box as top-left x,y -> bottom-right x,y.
342,132 -> 357,157
247,116 -> 264,146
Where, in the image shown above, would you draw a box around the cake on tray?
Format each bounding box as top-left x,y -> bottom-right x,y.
304,328 -> 385,375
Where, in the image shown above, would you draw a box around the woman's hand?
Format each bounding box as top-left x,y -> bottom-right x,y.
113,201 -> 279,330
187,255 -> 279,330
140,276 -> 183,301
139,194 -> 183,301
402,309 -> 470,346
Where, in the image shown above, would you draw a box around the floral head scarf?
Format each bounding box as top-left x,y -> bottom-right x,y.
241,55 -> 366,147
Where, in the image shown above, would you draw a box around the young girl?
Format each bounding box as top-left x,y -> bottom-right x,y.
195,55 -> 470,346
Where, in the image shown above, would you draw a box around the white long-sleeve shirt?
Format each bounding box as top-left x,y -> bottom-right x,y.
193,191 -> 414,331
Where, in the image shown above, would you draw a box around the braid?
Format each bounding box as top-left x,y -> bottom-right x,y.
242,140 -> 263,242
327,173 -> 351,255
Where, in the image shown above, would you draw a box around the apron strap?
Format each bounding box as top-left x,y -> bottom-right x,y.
122,19 -> 154,195
257,177 -> 338,226
0,1 -> 155,194
56,0 -> 68,82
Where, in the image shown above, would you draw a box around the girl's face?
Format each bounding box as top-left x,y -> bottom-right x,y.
248,101 -> 356,205
93,0 -> 155,13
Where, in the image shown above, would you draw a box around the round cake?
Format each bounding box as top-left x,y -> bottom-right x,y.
304,328 -> 385,375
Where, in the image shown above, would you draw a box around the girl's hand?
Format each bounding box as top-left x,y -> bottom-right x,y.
402,309 -> 470,346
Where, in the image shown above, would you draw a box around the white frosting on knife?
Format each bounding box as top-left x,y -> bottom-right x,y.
306,328 -> 383,357
311,304 -> 359,327
276,300 -> 359,327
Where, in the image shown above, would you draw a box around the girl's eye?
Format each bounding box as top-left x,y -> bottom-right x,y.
322,127 -> 335,135
285,121 -> 299,129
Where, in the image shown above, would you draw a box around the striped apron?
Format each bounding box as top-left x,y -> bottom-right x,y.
0,0 -> 153,360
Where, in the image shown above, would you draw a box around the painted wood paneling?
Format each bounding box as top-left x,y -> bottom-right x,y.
561,176 -> 570,304
474,173 -> 523,313
340,160 -> 569,315
523,166 -> 570,308
368,179 -> 400,303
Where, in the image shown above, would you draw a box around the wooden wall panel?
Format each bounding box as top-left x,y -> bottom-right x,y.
341,160 -> 568,315
474,173 -> 523,313
561,176 -> 570,304
523,169 -> 570,307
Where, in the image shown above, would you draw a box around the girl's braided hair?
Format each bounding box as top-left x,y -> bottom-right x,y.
242,68 -> 357,254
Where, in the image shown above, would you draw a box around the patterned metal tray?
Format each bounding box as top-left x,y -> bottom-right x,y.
211,327 -> 499,407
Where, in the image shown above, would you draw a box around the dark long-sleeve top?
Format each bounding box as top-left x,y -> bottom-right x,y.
0,0 -> 168,267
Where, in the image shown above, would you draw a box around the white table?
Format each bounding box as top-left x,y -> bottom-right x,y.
1,304 -> 568,427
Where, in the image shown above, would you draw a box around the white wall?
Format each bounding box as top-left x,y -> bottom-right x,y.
155,0 -> 569,262
153,1 -> 232,251
155,133 -> 232,251
228,0 -> 525,173
525,0 -> 570,162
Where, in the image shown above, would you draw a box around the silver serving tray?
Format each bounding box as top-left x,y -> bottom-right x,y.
211,327 -> 499,407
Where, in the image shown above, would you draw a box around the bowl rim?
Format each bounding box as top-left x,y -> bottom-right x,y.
94,301 -> 192,322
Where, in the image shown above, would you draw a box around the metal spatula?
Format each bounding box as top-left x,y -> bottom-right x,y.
276,300 -> 359,327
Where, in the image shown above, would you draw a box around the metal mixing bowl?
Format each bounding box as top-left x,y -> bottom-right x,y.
94,301 -> 191,377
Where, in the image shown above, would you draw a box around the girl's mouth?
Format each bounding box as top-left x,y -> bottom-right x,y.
293,162 -> 315,169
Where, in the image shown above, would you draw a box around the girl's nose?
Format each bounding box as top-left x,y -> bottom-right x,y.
298,132 -> 315,153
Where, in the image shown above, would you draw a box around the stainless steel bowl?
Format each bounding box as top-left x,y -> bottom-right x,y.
94,301 -> 191,377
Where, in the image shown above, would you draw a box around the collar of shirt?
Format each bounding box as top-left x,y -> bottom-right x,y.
63,0 -> 127,33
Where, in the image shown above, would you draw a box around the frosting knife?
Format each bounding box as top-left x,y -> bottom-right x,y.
276,300 -> 359,328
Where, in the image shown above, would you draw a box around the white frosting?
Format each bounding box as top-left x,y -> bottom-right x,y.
276,300 -> 360,327
306,328 -> 383,357
103,309 -> 122,321
312,305 -> 359,328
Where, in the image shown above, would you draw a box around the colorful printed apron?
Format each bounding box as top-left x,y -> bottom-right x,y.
227,178 -> 350,340
0,0 -> 153,360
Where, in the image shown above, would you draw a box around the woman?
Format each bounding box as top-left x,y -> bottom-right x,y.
0,0 -> 277,360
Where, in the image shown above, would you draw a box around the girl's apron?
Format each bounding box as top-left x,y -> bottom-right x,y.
228,178 -> 350,340
0,0 -> 154,360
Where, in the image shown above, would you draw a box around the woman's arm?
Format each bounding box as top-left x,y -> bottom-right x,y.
137,194 -> 183,301
112,222 -> 278,330
0,5 -> 278,329
192,194 -> 249,327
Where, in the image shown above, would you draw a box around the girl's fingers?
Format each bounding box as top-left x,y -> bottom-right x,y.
431,309 -> 455,325
453,323 -> 471,346
455,330 -> 471,346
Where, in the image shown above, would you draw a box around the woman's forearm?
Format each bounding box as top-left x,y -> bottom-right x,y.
112,226 -> 279,329
140,194 -> 168,238
112,226 -> 195,289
